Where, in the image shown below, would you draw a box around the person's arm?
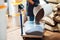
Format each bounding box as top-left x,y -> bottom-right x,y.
27,0 -> 34,5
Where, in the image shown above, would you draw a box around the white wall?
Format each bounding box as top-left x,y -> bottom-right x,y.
0,0 -> 4,5
0,8 -> 7,40
0,0 -> 7,40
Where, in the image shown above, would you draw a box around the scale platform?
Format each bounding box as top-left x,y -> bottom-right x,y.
21,21 -> 45,39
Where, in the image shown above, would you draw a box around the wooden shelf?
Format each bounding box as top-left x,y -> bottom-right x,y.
11,0 -> 26,5
11,2 -> 22,5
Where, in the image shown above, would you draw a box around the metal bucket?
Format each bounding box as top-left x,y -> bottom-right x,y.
33,4 -> 53,23
33,4 -> 53,17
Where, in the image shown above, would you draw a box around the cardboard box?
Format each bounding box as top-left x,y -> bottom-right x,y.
46,0 -> 60,3
46,0 -> 57,3
57,0 -> 60,3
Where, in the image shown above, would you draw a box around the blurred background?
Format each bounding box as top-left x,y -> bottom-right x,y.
0,0 -> 60,40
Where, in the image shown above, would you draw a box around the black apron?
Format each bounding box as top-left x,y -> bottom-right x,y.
27,0 -> 40,16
